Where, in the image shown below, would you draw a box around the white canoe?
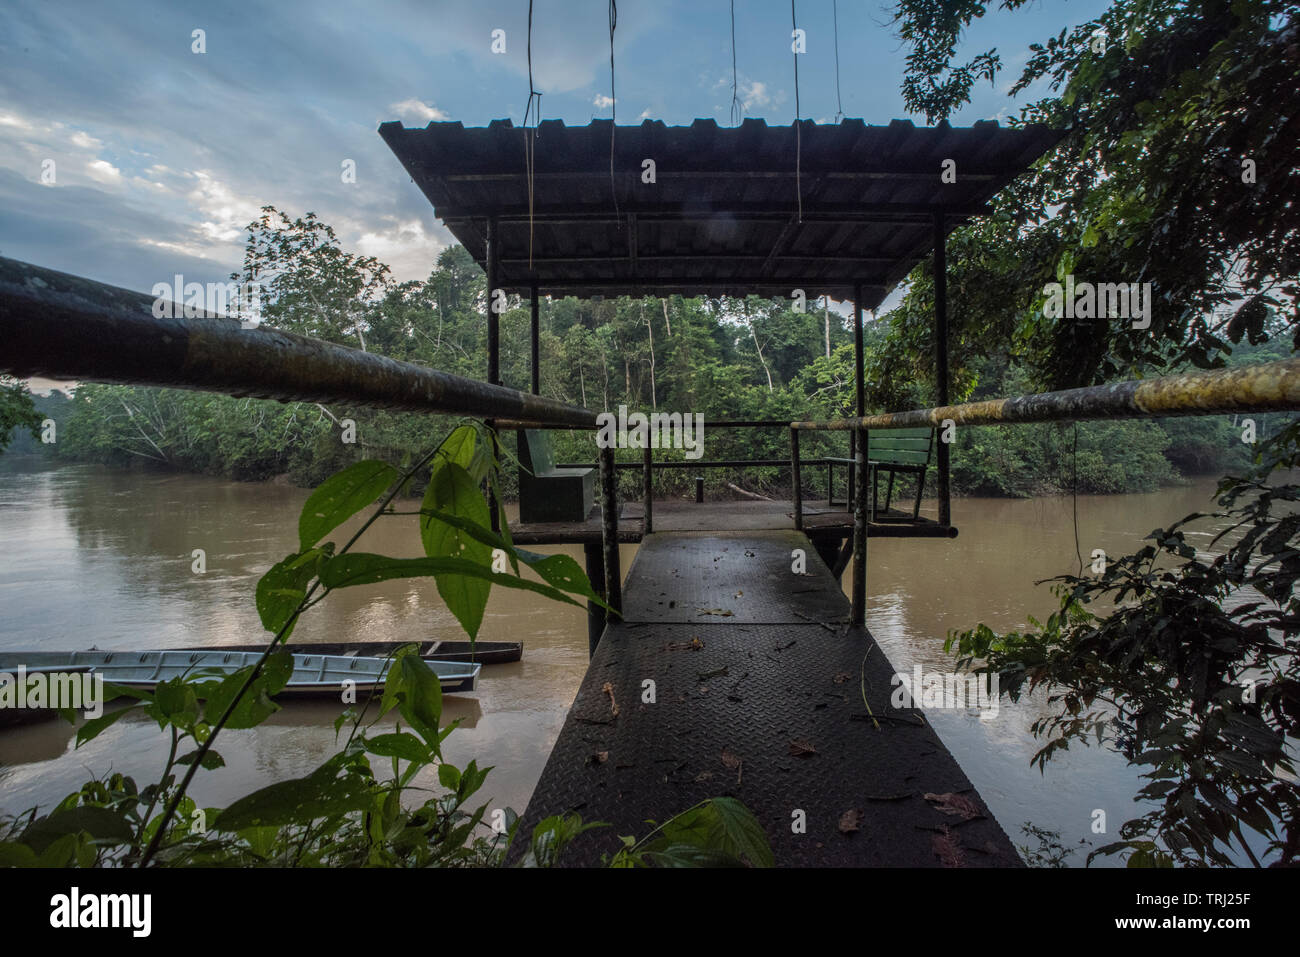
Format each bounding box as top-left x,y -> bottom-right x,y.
0,650 -> 480,696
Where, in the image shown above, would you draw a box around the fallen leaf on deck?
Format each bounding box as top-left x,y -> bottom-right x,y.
838,809 -> 862,834
932,825 -> 965,867
601,682 -> 620,718
697,608 -> 734,617
832,672 -> 852,684
923,792 -> 983,821
720,748 -> 743,785
788,739 -> 817,758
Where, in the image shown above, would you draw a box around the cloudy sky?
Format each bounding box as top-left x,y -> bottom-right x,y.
0,0 -> 1108,295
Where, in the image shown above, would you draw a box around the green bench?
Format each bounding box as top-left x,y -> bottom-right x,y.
517,429 -> 596,524
825,427 -> 934,521
868,427 -> 934,521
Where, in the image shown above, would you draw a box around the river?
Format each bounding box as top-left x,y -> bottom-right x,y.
0,458 -> 1253,864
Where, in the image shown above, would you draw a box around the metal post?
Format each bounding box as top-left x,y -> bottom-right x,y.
791,427 -> 803,531
853,283 -> 865,417
642,443 -> 653,534
695,476 -> 704,503
486,217 -> 501,387
851,426 -> 868,628
851,283 -> 865,511
599,445 -> 622,621
933,212 -> 950,527
486,216 -> 502,532
530,284 -> 540,395
583,541 -> 606,657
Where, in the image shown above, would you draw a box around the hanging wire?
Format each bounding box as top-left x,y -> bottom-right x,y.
791,0 -> 802,222
832,0 -> 844,123
729,0 -> 741,126
608,0 -> 620,221
523,0 -> 543,268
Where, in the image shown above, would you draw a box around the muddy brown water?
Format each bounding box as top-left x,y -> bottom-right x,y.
0,459 -> 1259,863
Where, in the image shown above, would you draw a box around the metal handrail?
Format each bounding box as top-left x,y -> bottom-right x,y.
790,359 -> 1300,431
0,257 -> 596,428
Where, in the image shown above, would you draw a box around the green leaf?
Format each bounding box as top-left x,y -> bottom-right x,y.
396,655 -> 443,746
319,554 -> 587,611
0,842 -> 38,867
256,551 -> 320,637
435,425 -> 490,483
298,459 -> 398,552
177,748 -> 226,770
19,806 -> 135,853
437,762 -> 461,791
239,825 -> 281,858
365,732 -> 430,763
421,461 -> 493,639
651,797 -> 774,868
74,702 -> 141,748
215,768 -> 374,831
414,507 -> 608,609
515,549 -> 606,605
642,844 -> 748,867
199,652 -> 293,730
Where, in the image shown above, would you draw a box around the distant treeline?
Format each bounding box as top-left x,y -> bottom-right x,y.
5,225 -> 1285,501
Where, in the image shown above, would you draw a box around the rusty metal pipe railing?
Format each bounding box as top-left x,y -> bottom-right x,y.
0,257 -> 596,429
791,359 -> 1300,432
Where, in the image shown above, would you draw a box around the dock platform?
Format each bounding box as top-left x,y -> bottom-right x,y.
509,528 -> 1021,867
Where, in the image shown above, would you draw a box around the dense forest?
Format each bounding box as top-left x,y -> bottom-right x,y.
1,207 -> 1286,503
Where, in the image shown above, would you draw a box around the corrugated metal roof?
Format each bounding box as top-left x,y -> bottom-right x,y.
380,117 -> 1060,306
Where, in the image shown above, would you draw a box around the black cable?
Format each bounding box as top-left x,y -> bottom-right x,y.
832,0 -> 844,122
730,0 -> 741,126
791,0 -> 801,222
609,0 -> 619,221
524,0 -> 542,267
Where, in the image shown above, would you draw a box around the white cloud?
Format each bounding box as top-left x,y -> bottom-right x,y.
186,170 -> 263,243
388,98 -> 449,123
593,94 -> 615,109
741,80 -> 770,110
69,130 -> 102,150
638,108 -> 654,120
354,218 -> 445,283
85,159 -> 121,184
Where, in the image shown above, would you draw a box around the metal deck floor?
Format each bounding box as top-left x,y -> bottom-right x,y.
508,530 -> 1021,867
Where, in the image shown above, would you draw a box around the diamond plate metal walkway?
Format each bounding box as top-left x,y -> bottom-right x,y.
509,530 -> 1021,867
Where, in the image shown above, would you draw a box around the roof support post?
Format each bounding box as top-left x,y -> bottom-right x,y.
850,282 -> 865,516
486,216 -> 501,386
932,212 -> 951,527
530,284 -> 540,395
486,216 -> 501,530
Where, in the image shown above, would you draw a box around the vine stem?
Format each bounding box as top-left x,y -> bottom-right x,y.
139,442 -> 448,866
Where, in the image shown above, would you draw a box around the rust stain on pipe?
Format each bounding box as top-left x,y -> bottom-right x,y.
792,360 -> 1300,431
